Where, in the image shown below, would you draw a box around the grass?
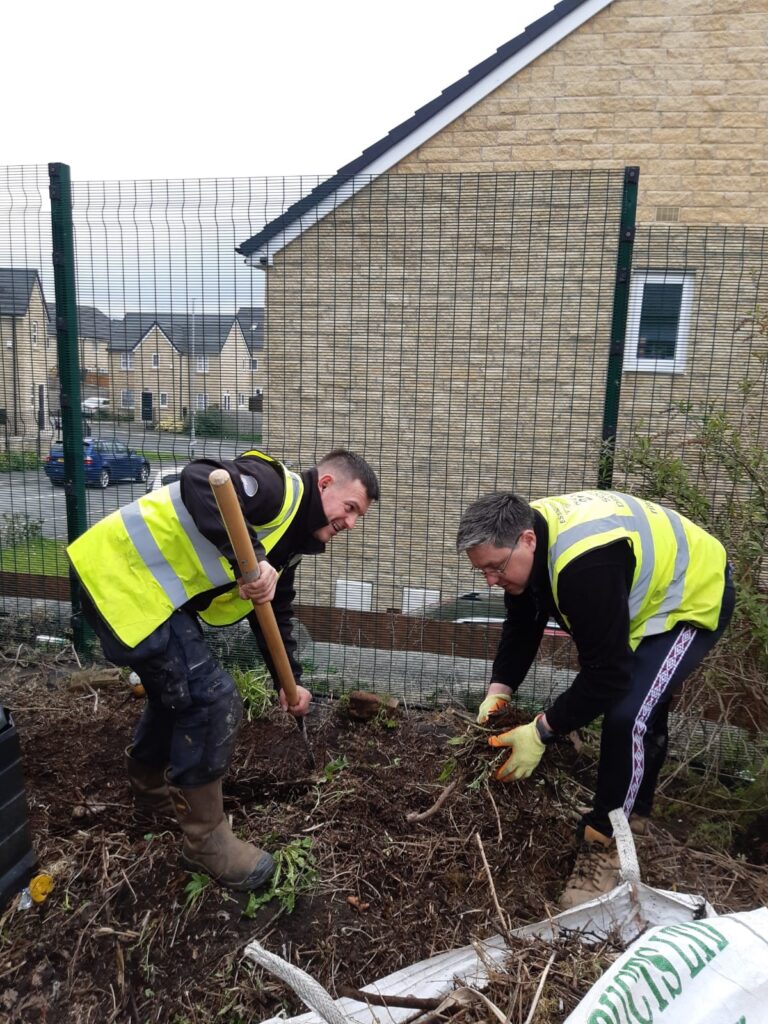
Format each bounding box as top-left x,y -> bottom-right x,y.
0,538 -> 69,575
230,665 -> 275,721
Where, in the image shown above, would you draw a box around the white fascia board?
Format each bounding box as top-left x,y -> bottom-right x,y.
250,0 -> 613,267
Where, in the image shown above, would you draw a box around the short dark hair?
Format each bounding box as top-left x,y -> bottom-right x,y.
318,449 -> 380,502
456,491 -> 534,552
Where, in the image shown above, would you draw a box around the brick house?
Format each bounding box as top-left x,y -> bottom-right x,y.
0,268 -> 53,437
238,0 -> 768,614
47,304 -> 117,416
106,308 -> 264,425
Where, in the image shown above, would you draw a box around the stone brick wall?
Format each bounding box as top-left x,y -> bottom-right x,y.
396,0 -> 768,228
265,170 -> 628,611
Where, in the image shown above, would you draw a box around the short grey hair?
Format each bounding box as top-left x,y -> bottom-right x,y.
456,491 -> 535,553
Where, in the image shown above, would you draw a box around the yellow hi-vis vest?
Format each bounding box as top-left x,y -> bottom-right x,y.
67,451 -> 304,648
531,490 -> 727,650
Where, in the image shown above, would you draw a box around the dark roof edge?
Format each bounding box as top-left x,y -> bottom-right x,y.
237,0 -> 591,259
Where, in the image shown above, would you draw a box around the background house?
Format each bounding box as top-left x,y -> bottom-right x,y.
0,270 -> 265,440
106,308 -> 264,426
238,0 -> 768,614
0,268 -> 53,438
47,303 -> 117,416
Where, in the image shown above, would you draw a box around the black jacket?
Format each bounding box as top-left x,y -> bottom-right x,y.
490,512 -> 636,735
180,455 -> 329,686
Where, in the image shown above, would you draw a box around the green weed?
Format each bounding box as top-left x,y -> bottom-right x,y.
182,872 -> 210,909
243,837 -> 318,918
320,755 -> 348,784
231,666 -> 274,721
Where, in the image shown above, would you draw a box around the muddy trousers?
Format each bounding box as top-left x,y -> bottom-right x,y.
84,601 -> 243,788
586,569 -> 735,838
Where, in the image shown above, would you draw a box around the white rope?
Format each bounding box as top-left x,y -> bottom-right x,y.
244,939 -> 350,1024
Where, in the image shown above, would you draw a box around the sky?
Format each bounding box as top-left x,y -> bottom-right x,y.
4,0 -> 556,182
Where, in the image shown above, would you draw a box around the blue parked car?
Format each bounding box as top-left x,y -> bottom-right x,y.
44,439 -> 150,489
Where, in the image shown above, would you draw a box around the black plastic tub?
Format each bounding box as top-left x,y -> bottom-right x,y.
0,708 -> 37,910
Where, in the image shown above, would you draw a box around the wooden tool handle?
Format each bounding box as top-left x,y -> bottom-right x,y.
208,468 -> 299,707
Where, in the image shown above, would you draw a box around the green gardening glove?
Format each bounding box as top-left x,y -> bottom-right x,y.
488,716 -> 546,781
476,692 -> 511,725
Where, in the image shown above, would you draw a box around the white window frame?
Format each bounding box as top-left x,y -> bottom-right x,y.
623,270 -> 694,375
221,391 -> 231,411
159,392 -> 168,408
237,392 -> 245,408
151,352 -> 159,369
195,393 -> 208,411
196,355 -> 209,373
250,357 -> 259,371
121,389 -> 135,409
120,353 -> 134,370
31,321 -> 39,346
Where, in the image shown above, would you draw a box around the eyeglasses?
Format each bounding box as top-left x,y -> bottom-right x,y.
479,548 -> 514,580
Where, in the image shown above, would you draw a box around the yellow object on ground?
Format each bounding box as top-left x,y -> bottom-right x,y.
29,873 -> 55,904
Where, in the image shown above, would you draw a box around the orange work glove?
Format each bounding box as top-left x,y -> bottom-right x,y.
476,692 -> 511,725
488,716 -> 546,781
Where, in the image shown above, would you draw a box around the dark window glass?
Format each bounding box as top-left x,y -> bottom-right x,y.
637,282 -> 682,360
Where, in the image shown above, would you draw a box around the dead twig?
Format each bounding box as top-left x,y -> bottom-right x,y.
522,951 -> 556,1024
484,782 -> 503,843
337,985 -> 441,1010
407,781 -> 458,823
474,832 -> 511,936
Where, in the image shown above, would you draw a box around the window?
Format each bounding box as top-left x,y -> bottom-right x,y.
151,352 -> 159,369
237,392 -> 245,408
196,355 -> 209,373
623,271 -> 694,374
120,353 -> 134,370
31,321 -> 39,346
222,391 -> 231,411
250,357 -> 259,371
121,389 -> 135,408
159,392 -> 168,408
195,393 -> 208,410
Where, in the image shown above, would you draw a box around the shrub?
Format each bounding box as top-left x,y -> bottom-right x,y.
617,307 -> 768,730
0,451 -> 42,472
1,513 -> 43,546
182,407 -> 261,443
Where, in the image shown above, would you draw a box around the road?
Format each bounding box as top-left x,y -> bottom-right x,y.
0,469 -> 151,541
2,416 -> 269,541
1,431 -> 252,541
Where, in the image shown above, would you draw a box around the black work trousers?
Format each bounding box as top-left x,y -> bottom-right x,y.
84,599 -> 242,788
586,568 -> 735,837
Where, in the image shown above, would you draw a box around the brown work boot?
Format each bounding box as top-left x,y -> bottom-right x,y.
169,778 -> 275,892
558,826 -> 621,910
629,813 -> 651,837
125,748 -> 176,822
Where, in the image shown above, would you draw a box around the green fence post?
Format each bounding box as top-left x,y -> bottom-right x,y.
48,162 -> 89,654
599,165 -> 639,489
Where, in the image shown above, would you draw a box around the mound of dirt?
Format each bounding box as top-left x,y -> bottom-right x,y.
1,645 -> 766,1024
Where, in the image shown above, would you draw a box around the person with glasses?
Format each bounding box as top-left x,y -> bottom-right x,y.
456,489 -> 734,909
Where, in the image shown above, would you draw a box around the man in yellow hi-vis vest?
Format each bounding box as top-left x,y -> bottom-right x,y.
456,489 -> 734,910
68,448 -> 379,892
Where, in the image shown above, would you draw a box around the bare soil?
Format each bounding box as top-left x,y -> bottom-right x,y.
1,645 -> 767,1024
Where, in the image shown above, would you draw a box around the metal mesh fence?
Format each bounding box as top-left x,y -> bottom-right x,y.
0,164 -> 765,767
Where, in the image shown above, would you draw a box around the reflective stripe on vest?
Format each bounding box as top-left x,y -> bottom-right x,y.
532,490 -> 726,649
68,460 -> 304,647
196,456 -> 305,627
